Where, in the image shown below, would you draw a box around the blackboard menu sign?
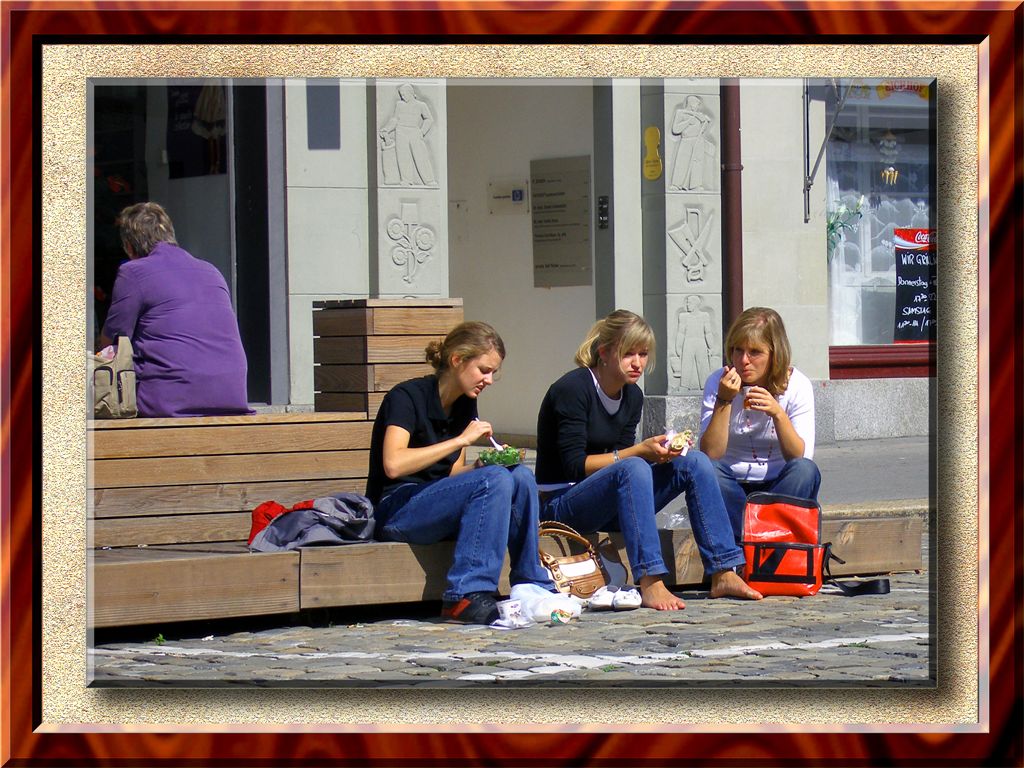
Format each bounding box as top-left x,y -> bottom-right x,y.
893,228 -> 936,343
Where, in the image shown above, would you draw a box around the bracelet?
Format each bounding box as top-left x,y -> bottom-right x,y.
715,395 -> 734,406
612,449 -> 620,462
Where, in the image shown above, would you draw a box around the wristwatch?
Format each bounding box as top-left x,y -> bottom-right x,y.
612,449 -> 620,462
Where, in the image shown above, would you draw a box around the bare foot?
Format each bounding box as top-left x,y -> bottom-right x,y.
710,569 -> 763,600
638,576 -> 686,610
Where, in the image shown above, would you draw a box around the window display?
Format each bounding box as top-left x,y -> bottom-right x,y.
824,81 -> 934,346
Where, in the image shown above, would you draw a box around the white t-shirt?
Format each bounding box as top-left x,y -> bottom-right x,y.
699,366 -> 816,482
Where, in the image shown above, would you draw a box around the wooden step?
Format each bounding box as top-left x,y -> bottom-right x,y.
300,542 -> 512,609
90,513 -> 925,628
91,545 -> 299,628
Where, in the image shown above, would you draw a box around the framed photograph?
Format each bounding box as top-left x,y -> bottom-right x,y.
2,1 -> 1019,765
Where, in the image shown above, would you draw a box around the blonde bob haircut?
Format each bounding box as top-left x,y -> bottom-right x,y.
724,307 -> 792,395
425,321 -> 506,372
574,309 -> 656,372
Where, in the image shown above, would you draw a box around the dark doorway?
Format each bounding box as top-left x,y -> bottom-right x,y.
232,85 -> 272,404
91,85 -> 148,338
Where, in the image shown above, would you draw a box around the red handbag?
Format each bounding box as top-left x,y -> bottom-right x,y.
741,492 -> 828,597
741,492 -> 890,597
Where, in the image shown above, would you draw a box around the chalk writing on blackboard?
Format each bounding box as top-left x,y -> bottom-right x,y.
893,228 -> 936,343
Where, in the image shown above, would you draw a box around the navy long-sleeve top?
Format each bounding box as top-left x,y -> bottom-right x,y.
534,367 -> 642,485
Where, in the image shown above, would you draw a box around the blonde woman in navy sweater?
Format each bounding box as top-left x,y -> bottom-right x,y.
534,310 -> 761,610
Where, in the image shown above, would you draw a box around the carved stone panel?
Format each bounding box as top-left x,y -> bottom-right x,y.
663,92 -> 720,194
376,81 -> 442,189
666,292 -> 723,394
377,189 -> 447,296
664,196 -> 722,294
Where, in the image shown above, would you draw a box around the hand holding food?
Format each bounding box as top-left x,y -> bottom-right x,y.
663,429 -> 694,455
717,365 -> 742,402
742,387 -> 781,418
665,429 -> 694,452
478,443 -> 525,467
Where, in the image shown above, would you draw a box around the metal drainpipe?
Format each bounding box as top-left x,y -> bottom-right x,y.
720,78 -> 744,328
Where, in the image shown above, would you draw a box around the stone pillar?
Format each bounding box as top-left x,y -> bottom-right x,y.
372,79 -> 449,298
284,78 -> 370,405
643,79 -> 725,398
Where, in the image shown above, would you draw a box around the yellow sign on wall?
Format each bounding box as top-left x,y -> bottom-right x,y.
642,125 -> 663,181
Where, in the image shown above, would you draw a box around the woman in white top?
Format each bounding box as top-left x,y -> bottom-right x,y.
699,307 -> 821,533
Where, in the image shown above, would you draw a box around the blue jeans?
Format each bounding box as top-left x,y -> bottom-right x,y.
714,457 -> 822,536
539,452 -> 745,579
375,464 -> 555,602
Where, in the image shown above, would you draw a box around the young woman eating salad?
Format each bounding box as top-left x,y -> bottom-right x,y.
534,310 -> 762,609
366,321 -> 556,625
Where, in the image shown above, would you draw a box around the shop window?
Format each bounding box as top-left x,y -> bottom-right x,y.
823,81 -> 935,377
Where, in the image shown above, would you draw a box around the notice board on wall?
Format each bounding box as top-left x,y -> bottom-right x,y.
530,156 -> 592,287
893,228 -> 936,343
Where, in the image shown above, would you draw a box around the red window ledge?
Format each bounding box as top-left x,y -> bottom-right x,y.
829,343 -> 935,379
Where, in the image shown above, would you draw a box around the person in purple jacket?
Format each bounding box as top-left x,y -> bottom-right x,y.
98,202 -> 251,417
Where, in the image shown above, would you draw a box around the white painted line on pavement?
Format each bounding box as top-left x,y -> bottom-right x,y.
91,630 -> 930,677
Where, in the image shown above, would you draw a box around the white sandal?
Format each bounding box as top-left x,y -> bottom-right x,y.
610,587 -> 642,611
586,585 -> 642,611
585,585 -> 617,611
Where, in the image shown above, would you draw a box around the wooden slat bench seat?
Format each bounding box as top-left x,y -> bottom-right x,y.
89,412 -> 376,628
89,412 -> 924,629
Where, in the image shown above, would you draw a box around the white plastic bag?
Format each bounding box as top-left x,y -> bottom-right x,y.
510,583 -> 583,623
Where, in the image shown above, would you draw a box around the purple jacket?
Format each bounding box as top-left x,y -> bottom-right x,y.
102,242 -> 251,417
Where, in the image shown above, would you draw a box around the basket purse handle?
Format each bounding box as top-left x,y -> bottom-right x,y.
538,520 -> 597,557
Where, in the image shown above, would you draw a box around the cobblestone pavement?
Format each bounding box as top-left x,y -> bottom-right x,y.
90,571 -> 931,688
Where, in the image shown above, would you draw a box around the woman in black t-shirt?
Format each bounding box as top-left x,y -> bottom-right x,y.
367,321 -> 554,625
535,310 -> 762,610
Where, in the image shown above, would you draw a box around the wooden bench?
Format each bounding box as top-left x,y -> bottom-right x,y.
90,412 -> 507,627
89,411 -> 923,628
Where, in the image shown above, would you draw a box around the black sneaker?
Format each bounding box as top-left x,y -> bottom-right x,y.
441,592 -> 499,625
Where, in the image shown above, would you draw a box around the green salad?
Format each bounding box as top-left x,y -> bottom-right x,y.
478,444 -> 523,467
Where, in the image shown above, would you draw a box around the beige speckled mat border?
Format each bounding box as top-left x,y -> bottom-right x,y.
42,44 -> 980,729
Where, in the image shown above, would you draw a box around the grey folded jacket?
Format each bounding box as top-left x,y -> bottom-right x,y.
249,492 -> 375,552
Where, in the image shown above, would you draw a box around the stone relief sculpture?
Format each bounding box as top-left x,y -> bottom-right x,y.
379,83 -> 437,187
387,202 -> 436,284
670,294 -> 717,390
668,95 -> 715,192
668,207 -> 714,284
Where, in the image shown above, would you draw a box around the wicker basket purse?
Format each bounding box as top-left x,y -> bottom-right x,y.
537,520 -> 607,599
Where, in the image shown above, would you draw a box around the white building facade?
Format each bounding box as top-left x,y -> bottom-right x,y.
89,77 -> 934,443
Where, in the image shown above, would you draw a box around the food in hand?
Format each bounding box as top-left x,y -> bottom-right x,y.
742,386 -> 754,409
478,444 -> 525,467
664,429 -> 694,452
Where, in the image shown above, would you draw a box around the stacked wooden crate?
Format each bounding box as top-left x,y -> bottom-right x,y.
312,298 -> 464,418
